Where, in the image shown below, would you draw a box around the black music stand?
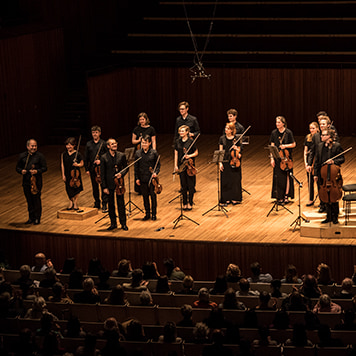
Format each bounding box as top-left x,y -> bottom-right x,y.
124,147 -> 144,217
202,150 -> 228,218
239,135 -> 251,196
266,145 -> 293,217
290,172 -> 309,231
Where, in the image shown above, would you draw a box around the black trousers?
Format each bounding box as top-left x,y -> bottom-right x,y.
325,201 -> 339,221
23,185 -> 42,220
140,182 -> 157,216
179,171 -> 196,205
107,189 -> 126,226
89,170 -> 108,207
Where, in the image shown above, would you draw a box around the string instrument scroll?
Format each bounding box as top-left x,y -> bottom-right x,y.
70,135 -> 82,188
229,125 -> 251,168
149,155 -> 162,194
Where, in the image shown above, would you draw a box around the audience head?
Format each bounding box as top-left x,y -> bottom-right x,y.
126,319 -> 145,341
319,294 -> 331,309
162,321 -> 177,343
82,278 -> 95,292
193,322 -> 210,343
19,265 -> 31,278
163,258 -> 176,277
142,261 -> 158,280
284,264 -> 299,283
32,296 -> 46,311
103,317 -> 119,332
239,278 -> 250,292
198,288 -> 210,302
140,290 -> 153,306
61,257 -> 76,274
156,275 -> 170,293
52,282 -> 64,298
317,263 -> 333,284
226,263 -> 241,281
341,277 -> 352,292
131,269 -> 144,287
182,275 -> 194,289
117,259 -> 131,275
250,262 -> 261,277
88,257 -> 105,276
180,304 -> 193,319
108,284 -> 126,305
259,290 -> 271,306
213,275 -> 228,294
223,288 -> 238,309
211,329 -> 225,345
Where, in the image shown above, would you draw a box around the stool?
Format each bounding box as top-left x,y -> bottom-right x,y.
342,193 -> 356,225
342,184 -> 356,194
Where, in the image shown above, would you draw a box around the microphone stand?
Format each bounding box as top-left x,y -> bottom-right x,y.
290,172 -> 309,231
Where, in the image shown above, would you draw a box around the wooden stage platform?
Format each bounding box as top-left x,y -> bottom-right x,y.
1,134 -> 356,281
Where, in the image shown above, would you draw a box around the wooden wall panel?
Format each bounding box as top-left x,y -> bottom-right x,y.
2,229 -> 356,284
0,27 -> 66,158
88,67 -> 356,139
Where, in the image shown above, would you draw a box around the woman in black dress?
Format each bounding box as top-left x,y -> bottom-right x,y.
132,112 -> 157,150
219,122 -> 242,205
61,137 -> 84,210
269,116 -> 296,205
304,121 -> 319,206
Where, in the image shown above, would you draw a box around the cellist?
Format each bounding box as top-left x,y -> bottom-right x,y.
61,137 -> 84,211
16,139 -> 47,225
269,116 -> 296,205
134,135 -> 161,221
174,125 -> 198,210
313,129 -> 344,224
100,138 -> 128,231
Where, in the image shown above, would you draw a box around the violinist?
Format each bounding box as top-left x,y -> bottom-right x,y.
304,122 -> 320,206
174,125 -> 198,210
134,135 -> 161,221
61,137 -> 84,211
269,116 -> 296,205
313,129 -> 344,224
84,125 -> 108,212
100,138 -> 128,231
219,122 -> 242,205
16,139 -> 47,225
224,108 -> 245,135
174,101 -> 201,142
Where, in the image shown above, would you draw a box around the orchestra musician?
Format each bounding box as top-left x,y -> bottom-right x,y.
225,108 -> 245,135
174,101 -> 200,141
84,125 -> 108,212
16,139 -> 47,225
174,125 -> 198,210
269,116 -> 296,205
134,135 -> 161,221
132,112 -> 157,150
100,138 -> 128,231
219,122 -> 242,205
304,122 -> 320,206
61,137 -> 84,211
313,128 -> 344,224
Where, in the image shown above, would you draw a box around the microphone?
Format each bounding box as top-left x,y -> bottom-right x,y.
290,171 -> 303,187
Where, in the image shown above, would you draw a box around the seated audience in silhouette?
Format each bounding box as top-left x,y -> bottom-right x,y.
313,294 -> 341,313
247,261 -> 273,283
163,258 -> 186,280
122,268 -> 149,292
104,284 -> 128,305
111,259 -> 133,278
225,263 -> 242,283
219,288 -> 246,310
192,288 -> 218,309
158,321 -> 182,343
175,275 -> 197,295
299,274 -> 322,299
31,252 -> 53,272
334,277 -> 354,299
281,264 -> 302,284
73,278 -> 101,304
177,304 -> 196,327
284,323 -> 314,347
236,278 -> 259,296
209,275 -> 228,295
316,263 -> 335,286
317,324 -> 343,347
155,275 -> 171,293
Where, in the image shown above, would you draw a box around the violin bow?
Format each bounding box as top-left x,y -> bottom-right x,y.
24,152 -> 30,170
180,133 -> 200,163
149,155 -> 160,186
229,125 -> 251,151
115,156 -> 142,177
95,141 -> 103,161
73,135 -> 82,164
322,147 -> 352,165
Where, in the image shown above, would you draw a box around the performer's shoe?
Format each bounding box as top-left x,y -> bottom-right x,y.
121,225 -> 128,231
34,219 -> 40,225
318,207 -> 326,213
278,200 -> 285,206
306,201 -> 314,207
142,215 -> 150,221
321,219 -> 331,224
187,204 -> 192,210
107,224 -> 117,231
183,205 -> 188,210
232,201 -> 241,205
102,204 -> 108,213
151,215 -> 157,221
25,219 -> 34,224
333,219 -> 339,224
94,203 -> 100,209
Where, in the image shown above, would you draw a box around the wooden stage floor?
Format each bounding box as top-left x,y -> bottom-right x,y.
1,134 -> 356,247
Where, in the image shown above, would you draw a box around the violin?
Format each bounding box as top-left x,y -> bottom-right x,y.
279,132 -> 293,171
149,167 -> 162,194
70,135 -> 82,188
94,142 -> 103,184
228,126 -> 251,168
114,164 -> 125,196
30,164 -> 38,195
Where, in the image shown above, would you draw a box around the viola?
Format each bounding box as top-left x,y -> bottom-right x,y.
94,165 -> 101,184
279,131 -> 293,171
186,158 -> 197,176
149,167 -> 162,194
30,164 -> 38,195
114,176 -> 125,195
230,140 -> 241,168
70,135 -> 82,188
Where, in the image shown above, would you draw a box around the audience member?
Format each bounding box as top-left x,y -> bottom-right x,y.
193,288 -> 218,309
334,277 -> 353,299
282,291 -> 308,311
39,267 -> 59,288
335,309 -> 356,330
220,288 -> 246,310
122,269 -> 149,291
97,271 -> 111,290
14,264 -> 33,298
192,322 -> 210,344
68,269 -> 84,289
236,278 -> 259,296
209,275 -> 228,295
24,297 -> 57,320
125,319 -> 147,342
139,290 -> 153,306
312,294 -> 342,313
281,264 -> 302,284
317,263 -> 335,286
31,252 -> 53,272
247,261 -> 273,283
61,257 -> 76,274
253,290 -> 276,310
284,323 -> 314,347
177,304 -> 196,327
252,325 -> 278,347
163,258 -> 185,280
48,282 -> 74,304
73,278 -> 101,304
155,275 -> 170,293
142,261 -> 160,280
87,257 -> 106,276
75,333 -> 101,356
104,284 -> 128,305
271,310 -> 291,330
202,329 -> 234,356
225,263 -> 242,283
317,324 -> 343,347
299,274 -> 322,299
64,315 -> 86,338
158,321 -> 182,343
270,279 -> 287,298
175,275 -> 196,295
111,259 -> 133,278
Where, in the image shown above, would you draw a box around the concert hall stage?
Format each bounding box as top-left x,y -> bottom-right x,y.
1,135 -> 356,282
